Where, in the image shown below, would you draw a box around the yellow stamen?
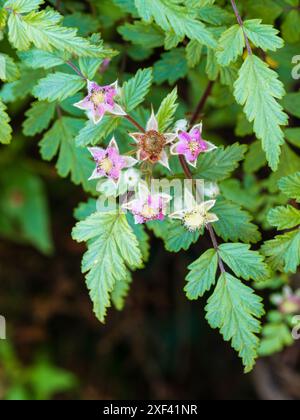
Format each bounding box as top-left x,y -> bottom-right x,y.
99,158 -> 113,173
91,91 -> 105,106
141,204 -> 156,219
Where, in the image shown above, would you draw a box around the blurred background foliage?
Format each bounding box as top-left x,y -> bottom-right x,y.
0,0 -> 300,399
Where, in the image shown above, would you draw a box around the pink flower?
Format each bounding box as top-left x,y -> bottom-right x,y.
171,122 -> 216,168
74,80 -> 126,124
129,110 -> 177,170
123,183 -> 172,224
88,138 -> 137,183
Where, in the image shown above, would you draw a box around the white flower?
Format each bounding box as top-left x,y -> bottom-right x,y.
169,189 -> 218,232
204,182 -> 220,199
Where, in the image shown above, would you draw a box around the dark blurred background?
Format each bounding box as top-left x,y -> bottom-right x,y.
0,176 -> 300,400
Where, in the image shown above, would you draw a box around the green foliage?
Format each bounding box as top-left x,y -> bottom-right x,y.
72,212 -> 143,322
206,272 -> 264,373
156,87 -> 178,131
234,55 -> 288,171
185,249 -> 218,299
33,72 -> 86,102
122,68 -> 153,112
0,99 -> 12,144
23,101 -> 56,136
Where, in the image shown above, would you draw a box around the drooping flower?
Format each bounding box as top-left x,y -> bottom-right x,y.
88,138 -> 137,183
123,182 -> 172,224
74,80 -> 126,124
171,122 -> 217,168
129,110 -> 177,170
271,286 -> 300,315
169,189 -> 218,232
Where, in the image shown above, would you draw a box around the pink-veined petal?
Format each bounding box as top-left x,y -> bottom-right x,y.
170,142 -> 180,156
108,137 -> 119,152
88,167 -> 102,181
123,156 -> 138,168
111,103 -> 127,116
203,141 -> 217,152
164,133 -> 177,144
74,98 -> 90,111
158,150 -> 170,170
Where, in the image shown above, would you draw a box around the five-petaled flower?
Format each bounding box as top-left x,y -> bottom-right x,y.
171,122 -> 217,168
123,182 -> 172,224
74,80 -> 126,124
88,138 -> 137,183
129,110 -> 177,170
169,190 -> 219,232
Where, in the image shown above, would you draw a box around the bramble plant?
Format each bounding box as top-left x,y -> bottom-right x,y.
1,0 -> 300,373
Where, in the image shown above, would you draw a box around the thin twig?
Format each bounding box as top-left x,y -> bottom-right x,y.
230,0 -> 253,56
66,61 -> 87,80
189,81 -> 214,128
124,114 -> 146,133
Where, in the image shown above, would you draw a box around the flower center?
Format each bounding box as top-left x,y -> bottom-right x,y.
99,157 -> 113,173
91,91 -> 105,106
183,209 -> 205,231
189,141 -> 199,153
140,130 -> 166,162
141,204 -> 157,219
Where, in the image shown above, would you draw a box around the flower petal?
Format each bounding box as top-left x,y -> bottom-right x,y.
164,133 -> 178,144
108,137 -> 119,151
170,142 -> 180,156
111,103 -> 127,116
88,147 -> 105,160
158,150 -> 170,170
203,200 -> 216,212
88,167 -> 101,181
146,108 -> 159,131
169,210 -> 186,220
74,98 -> 90,111
129,133 -> 144,144
205,212 -> 219,224
123,156 -> 138,168
203,141 -> 217,152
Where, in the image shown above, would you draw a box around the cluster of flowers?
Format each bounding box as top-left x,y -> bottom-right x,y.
74,80 -> 219,231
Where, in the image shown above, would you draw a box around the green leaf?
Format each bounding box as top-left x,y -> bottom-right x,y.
194,143 -> 247,181
213,197 -> 261,244
135,0 -> 217,48
205,272 -> 264,373
122,68 -> 153,112
4,0 -> 44,13
23,101 -> 56,136
156,87 -> 178,131
243,19 -> 284,52
284,128 -> 300,149
0,53 -> 20,82
0,100 -> 12,145
7,8 -> 111,57
216,25 -> 244,66
261,229 -> 300,273
72,212 -> 143,322
259,322 -> 293,357
18,49 -> 66,69
185,249 -> 218,299
234,55 -> 288,171
33,72 -> 85,102
39,117 -> 95,192
282,92 -> 300,118
219,243 -> 270,282
118,21 -> 165,48
164,219 -> 201,252
278,172 -> 300,202
154,48 -> 188,84
75,116 -> 121,147
111,270 -> 133,311
268,205 -> 300,230
186,40 -> 203,68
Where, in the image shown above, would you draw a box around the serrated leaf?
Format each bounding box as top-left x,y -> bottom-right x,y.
261,229 -> 300,273
194,143 -> 247,181
75,116 -> 121,147
23,101 -> 56,136
18,49 -> 66,69
154,48 -> 188,85
259,322 -> 293,357
243,19 -> 284,52
205,272 -> 264,372
156,87 -> 178,131
219,243 -> 270,282
135,0 -> 217,48
122,68 -> 152,112
268,205 -> 300,230
4,0 -> 44,13
165,219 -> 201,252
213,197 -> 261,244
111,270 -> 133,311
39,117 -> 95,192
185,249 -> 218,299
0,100 -> 12,144
7,8 -> 111,57
118,21 -> 165,48
216,25 -> 244,66
234,55 -> 288,171
33,72 -> 85,102
0,53 -> 20,82
278,172 -> 300,202
72,212 -> 143,322
186,39 -> 203,68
